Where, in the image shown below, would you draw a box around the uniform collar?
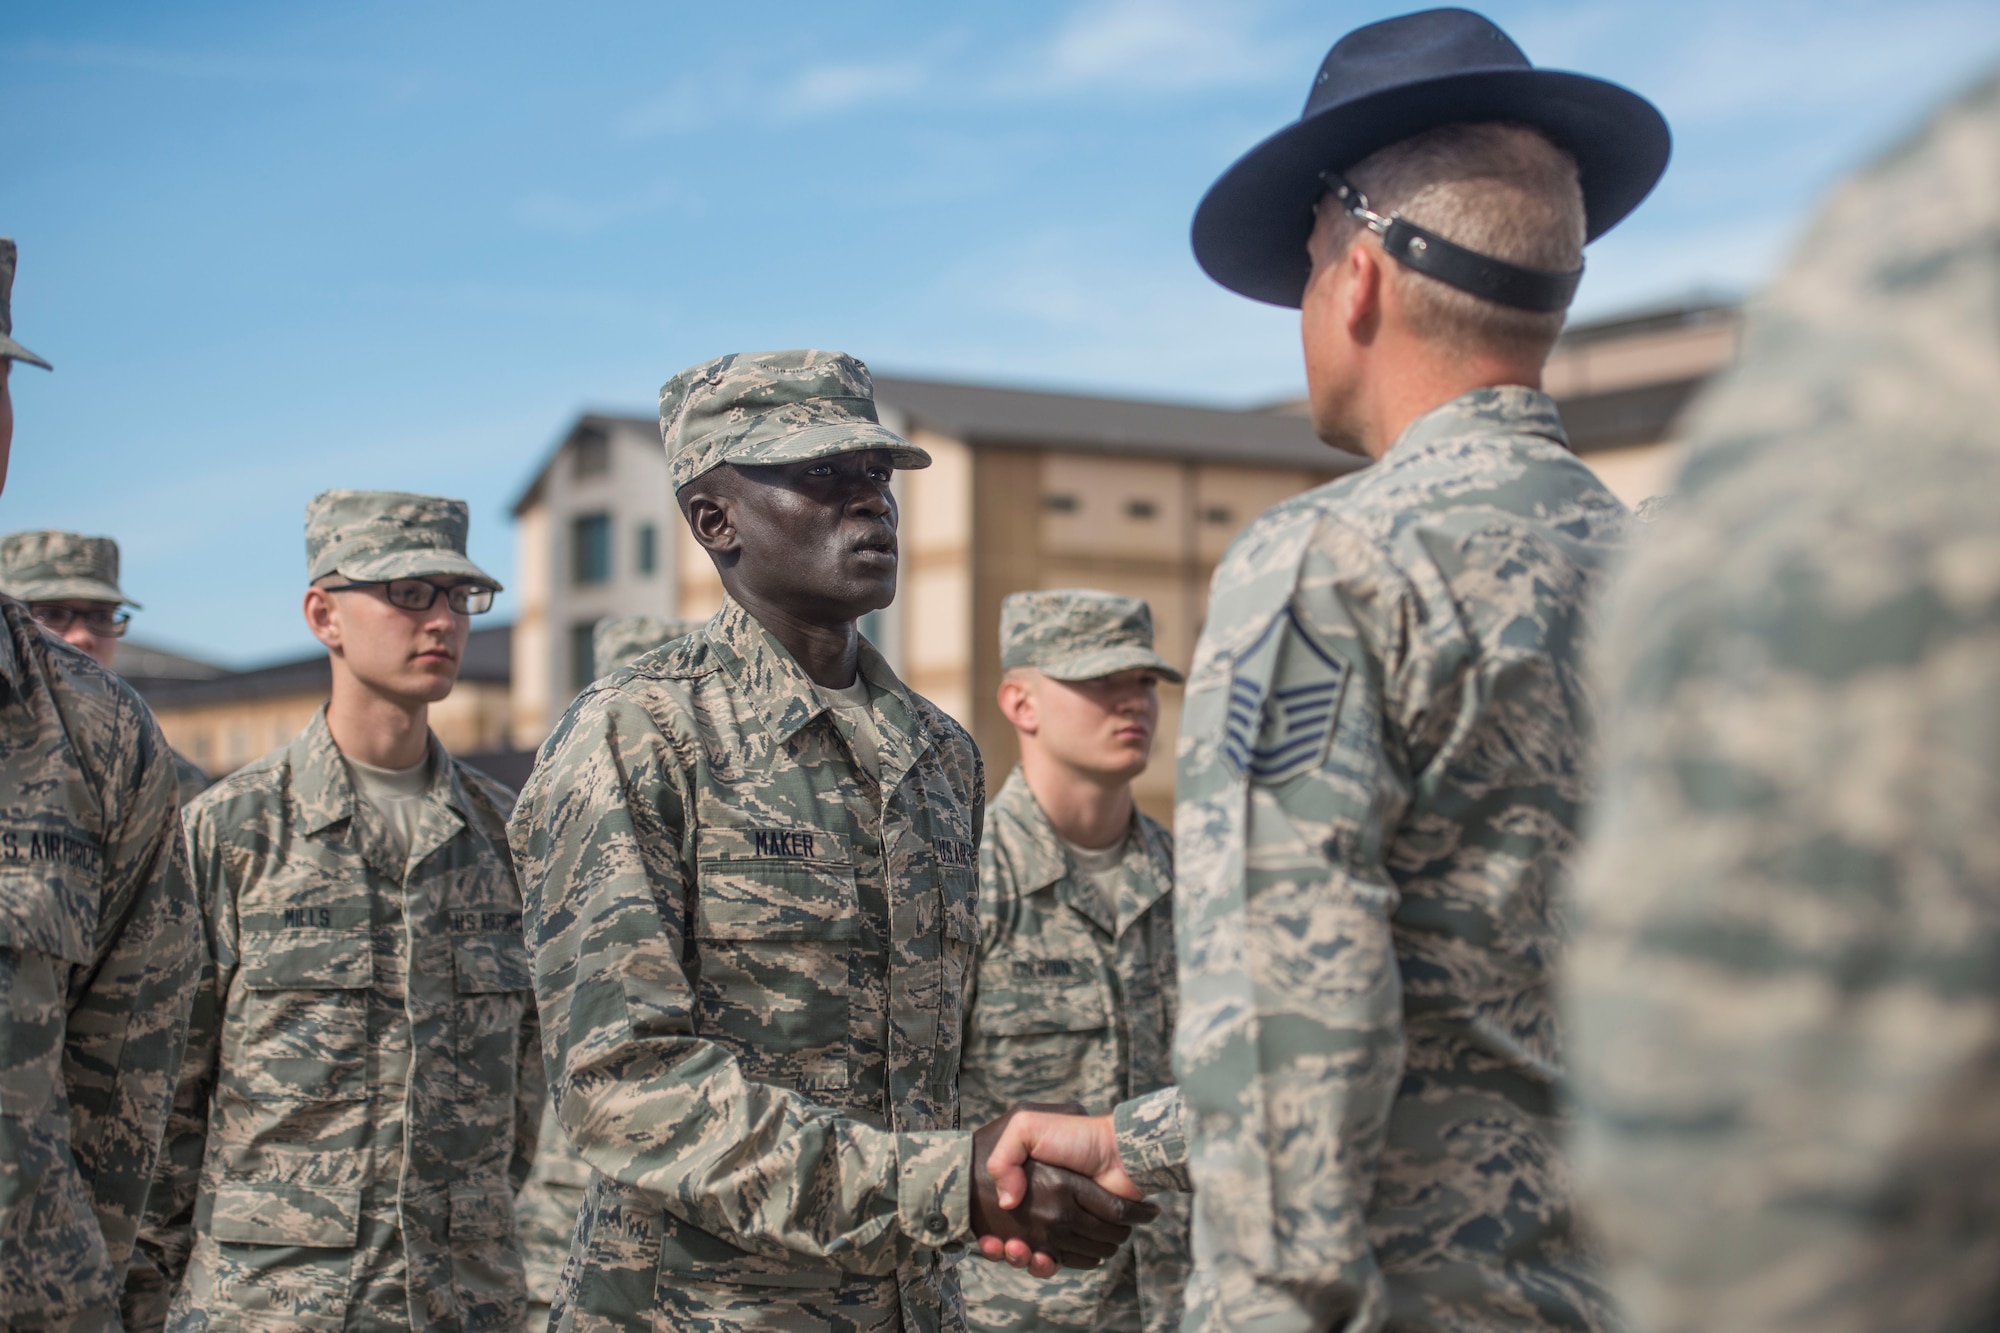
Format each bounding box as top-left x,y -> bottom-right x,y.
706,595 -> 934,783
292,703 -> 467,841
1384,384 -> 1568,465
991,766 -> 1171,938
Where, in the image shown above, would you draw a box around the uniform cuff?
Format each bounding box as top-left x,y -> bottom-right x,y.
897,1130 -> 974,1248
1113,1086 -> 1193,1194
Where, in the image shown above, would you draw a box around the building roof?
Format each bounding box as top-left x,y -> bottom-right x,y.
133,624 -> 511,710
510,378 -> 1365,515
869,374 -> 1363,472
1551,294 -> 1739,350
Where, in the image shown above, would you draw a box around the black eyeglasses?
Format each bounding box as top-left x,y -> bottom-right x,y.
29,604 -> 132,637
322,579 -> 495,615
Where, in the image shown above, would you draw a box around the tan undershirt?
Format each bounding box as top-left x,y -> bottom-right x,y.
345,752 -> 430,866
1059,830 -> 1131,904
816,676 -> 882,782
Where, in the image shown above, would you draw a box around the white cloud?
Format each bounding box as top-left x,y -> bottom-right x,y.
1036,0 -> 1288,93
782,60 -> 928,115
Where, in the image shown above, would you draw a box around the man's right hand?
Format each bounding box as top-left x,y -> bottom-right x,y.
969,1104 -> 1157,1278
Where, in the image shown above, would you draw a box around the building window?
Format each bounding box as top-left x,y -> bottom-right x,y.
1043,494 -> 1079,513
1125,499 -> 1159,520
571,620 -> 600,691
573,512 -> 612,585
571,427 -> 609,479
636,522 -> 658,577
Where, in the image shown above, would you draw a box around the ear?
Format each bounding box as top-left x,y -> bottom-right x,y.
302,586 -> 343,652
997,674 -> 1038,735
1344,241 -> 1384,345
684,488 -> 741,557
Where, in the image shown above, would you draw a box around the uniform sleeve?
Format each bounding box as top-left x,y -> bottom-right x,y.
126,794 -> 238,1330
62,701 -> 200,1314
1173,529 -> 1416,1333
508,688 -> 972,1274
1112,1086 -> 1191,1194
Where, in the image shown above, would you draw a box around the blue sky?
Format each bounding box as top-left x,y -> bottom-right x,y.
5,0 -> 1997,664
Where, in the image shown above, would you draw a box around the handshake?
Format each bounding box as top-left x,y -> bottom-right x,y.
968,1103 -> 1148,1278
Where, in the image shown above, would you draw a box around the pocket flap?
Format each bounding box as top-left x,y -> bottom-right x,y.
208,1180 -> 362,1248
239,929 -> 372,990
449,1181 -> 517,1241
974,961 -> 1112,1037
453,932 -> 532,994
0,865 -> 98,964
696,862 -> 860,942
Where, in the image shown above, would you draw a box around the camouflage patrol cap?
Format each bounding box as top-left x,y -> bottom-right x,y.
1,239 -> 53,371
305,489 -> 502,589
593,614 -> 704,677
0,530 -> 136,606
661,349 -> 931,493
1000,589 -> 1184,684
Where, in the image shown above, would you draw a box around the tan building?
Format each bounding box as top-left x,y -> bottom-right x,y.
134,625 -> 517,781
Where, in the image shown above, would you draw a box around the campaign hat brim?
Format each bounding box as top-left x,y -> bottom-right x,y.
0,333 -> 52,371
1192,67 -> 1671,309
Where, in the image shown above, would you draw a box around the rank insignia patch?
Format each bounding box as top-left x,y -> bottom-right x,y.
1222,607 -> 1349,785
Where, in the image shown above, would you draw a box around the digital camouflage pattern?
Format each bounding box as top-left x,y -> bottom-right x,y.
129,707 -> 542,1333
514,614 -> 703,1316
0,594 -> 199,1328
997,591 -> 1183,684
304,490 -> 502,589
960,768 -> 1189,1333
508,595 -> 985,1333
1158,387 -> 1626,1332
661,350 -> 930,493
1568,68 -> 2000,1333
0,530 -> 138,606
0,237 -> 53,369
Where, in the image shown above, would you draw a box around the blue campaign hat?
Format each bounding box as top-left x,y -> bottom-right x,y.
1192,8 -> 1670,309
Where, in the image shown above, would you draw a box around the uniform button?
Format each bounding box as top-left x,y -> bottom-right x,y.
927,1213 -> 949,1234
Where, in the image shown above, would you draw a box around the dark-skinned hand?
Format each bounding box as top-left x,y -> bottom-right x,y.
970,1103 -> 1158,1278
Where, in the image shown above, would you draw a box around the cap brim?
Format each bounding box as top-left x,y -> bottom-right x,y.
2,577 -> 137,608
1036,647 -> 1185,685
335,549 -> 504,591
1192,67 -> 1672,308
724,422 -> 932,472
0,334 -> 52,371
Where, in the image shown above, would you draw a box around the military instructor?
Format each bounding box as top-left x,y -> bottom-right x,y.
986,11 -> 1670,1331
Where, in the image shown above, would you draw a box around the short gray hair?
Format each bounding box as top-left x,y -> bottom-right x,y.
1326,121 -> 1585,356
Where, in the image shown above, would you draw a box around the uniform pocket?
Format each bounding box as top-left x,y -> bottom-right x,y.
232,930 -> 371,1103
964,956 -> 1119,1115
451,1181 -> 529,1331
454,932 -> 531,1101
693,831 -> 859,1092
207,1180 -> 363,1248
199,1183 -> 358,1332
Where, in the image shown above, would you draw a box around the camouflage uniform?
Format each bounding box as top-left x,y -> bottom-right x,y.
1,238 -> 203,1330
1568,69 -> 2000,1333
960,590 -> 1188,1333
514,617 -> 701,1322
129,493 -> 541,1333
508,350 -> 988,1333
1121,389 -> 1628,1331
0,530 -> 212,804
